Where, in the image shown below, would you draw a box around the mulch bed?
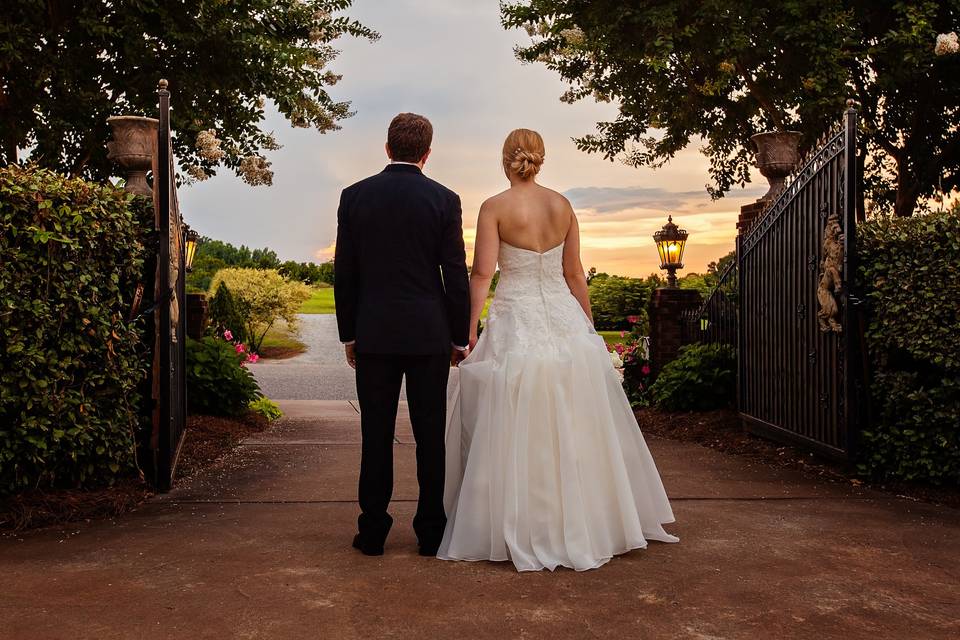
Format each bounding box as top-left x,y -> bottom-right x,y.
174,411 -> 270,480
258,345 -> 305,360
1,411 -> 272,534
636,407 -> 960,509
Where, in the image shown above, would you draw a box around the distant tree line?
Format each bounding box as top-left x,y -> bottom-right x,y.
585,249 -> 737,331
187,237 -> 334,292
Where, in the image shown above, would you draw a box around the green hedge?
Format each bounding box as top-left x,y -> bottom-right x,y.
0,166 -> 151,495
857,208 -> 960,484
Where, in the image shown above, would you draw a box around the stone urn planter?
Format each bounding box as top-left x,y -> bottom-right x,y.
750,131 -> 802,201
106,115 -> 158,197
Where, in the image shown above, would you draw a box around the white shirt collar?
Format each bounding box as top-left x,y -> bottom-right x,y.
390,161 -> 421,167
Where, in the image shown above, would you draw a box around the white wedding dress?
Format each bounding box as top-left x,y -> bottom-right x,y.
438,241 -> 678,572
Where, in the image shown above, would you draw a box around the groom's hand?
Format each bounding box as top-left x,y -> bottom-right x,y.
451,347 -> 468,367
344,343 -> 356,369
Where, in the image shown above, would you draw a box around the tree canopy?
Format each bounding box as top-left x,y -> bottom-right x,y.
502,0 -> 960,216
0,0 -> 377,184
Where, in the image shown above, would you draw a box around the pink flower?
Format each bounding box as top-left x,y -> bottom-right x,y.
627,315 -> 640,324
641,364 -> 651,376
235,343 -> 246,354
619,331 -> 626,338
223,329 -> 233,341
615,344 -> 625,355
245,353 -> 260,364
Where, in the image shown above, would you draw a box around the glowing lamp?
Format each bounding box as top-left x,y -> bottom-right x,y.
653,215 -> 688,288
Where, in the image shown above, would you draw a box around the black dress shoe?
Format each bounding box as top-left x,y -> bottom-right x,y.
418,544 -> 440,557
352,534 -> 384,556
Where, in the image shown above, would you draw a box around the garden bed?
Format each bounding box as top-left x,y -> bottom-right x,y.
1,411 -> 271,534
636,407 -> 960,509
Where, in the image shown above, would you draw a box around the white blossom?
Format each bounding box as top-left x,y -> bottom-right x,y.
240,155 -> 274,187
935,32 -> 959,56
560,27 -> 585,47
186,164 -> 209,182
195,129 -> 225,162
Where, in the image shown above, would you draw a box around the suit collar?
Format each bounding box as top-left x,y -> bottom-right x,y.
383,163 -> 423,175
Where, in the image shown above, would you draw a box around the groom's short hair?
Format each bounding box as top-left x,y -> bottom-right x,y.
387,113 -> 433,163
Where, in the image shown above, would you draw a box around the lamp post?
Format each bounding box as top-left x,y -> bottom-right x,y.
653,215 -> 688,288
183,225 -> 200,272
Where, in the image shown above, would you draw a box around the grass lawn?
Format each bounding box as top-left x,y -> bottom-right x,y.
299,285 -> 495,319
258,322 -> 307,359
299,285 -> 336,314
597,330 -> 625,348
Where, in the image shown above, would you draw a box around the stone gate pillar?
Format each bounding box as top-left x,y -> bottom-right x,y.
648,287 -> 702,377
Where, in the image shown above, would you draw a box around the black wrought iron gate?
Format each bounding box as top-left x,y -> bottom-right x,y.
152,80 -> 187,490
681,105 -> 865,459
736,106 -> 863,459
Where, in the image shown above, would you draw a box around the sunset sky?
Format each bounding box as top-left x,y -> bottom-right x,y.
179,0 -> 766,278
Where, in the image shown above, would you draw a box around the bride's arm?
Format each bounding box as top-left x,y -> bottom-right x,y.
468,202 -> 499,349
562,211 -> 594,324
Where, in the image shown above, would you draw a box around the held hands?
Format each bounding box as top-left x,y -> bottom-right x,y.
451,348 -> 468,368
450,333 -> 478,368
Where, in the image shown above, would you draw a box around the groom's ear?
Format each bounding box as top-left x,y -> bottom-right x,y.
384,142 -> 393,161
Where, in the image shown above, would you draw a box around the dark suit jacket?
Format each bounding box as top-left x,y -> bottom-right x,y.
334,164 -> 470,354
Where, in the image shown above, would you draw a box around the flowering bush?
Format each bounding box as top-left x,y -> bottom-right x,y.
608,318 -> 654,406
209,268 -> 312,352
186,333 -> 261,417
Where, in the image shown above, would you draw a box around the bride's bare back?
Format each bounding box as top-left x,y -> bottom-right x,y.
486,183 -> 572,252
466,129 -> 592,347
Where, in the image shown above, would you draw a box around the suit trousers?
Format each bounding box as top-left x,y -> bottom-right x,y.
354,352 -> 450,549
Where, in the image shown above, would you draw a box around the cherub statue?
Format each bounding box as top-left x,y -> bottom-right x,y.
817,213 -> 844,333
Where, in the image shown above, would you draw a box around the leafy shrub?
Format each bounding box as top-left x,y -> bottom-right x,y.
249,397 -> 283,421
186,336 -> 261,417
588,275 -> 651,331
208,282 -> 250,345
0,165 -> 151,495
857,208 -> 960,484
209,268 -> 312,352
650,344 -> 736,411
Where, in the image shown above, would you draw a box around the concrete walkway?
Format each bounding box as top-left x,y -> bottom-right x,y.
2,399 -> 958,639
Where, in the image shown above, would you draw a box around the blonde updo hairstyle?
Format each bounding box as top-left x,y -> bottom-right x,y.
502,128 -> 545,179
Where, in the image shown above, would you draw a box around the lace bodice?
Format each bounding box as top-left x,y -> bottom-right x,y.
482,241 -> 595,354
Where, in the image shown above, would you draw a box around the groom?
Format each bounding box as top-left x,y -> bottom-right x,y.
334,113 -> 470,557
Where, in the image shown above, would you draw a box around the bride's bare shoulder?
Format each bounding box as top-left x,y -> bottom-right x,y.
479,189 -> 513,213
537,184 -> 575,213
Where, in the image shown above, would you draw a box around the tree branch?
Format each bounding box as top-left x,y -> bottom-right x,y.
735,60 -> 787,131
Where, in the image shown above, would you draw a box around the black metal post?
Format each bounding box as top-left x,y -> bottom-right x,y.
842,102 -> 859,458
156,79 -> 173,491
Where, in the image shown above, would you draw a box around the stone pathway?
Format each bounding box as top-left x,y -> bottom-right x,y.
1,399 -> 958,639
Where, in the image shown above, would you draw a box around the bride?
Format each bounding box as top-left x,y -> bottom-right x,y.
438,129 -> 678,572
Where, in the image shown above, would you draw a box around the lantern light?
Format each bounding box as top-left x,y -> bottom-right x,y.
184,225 -> 201,272
653,215 -> 689,288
